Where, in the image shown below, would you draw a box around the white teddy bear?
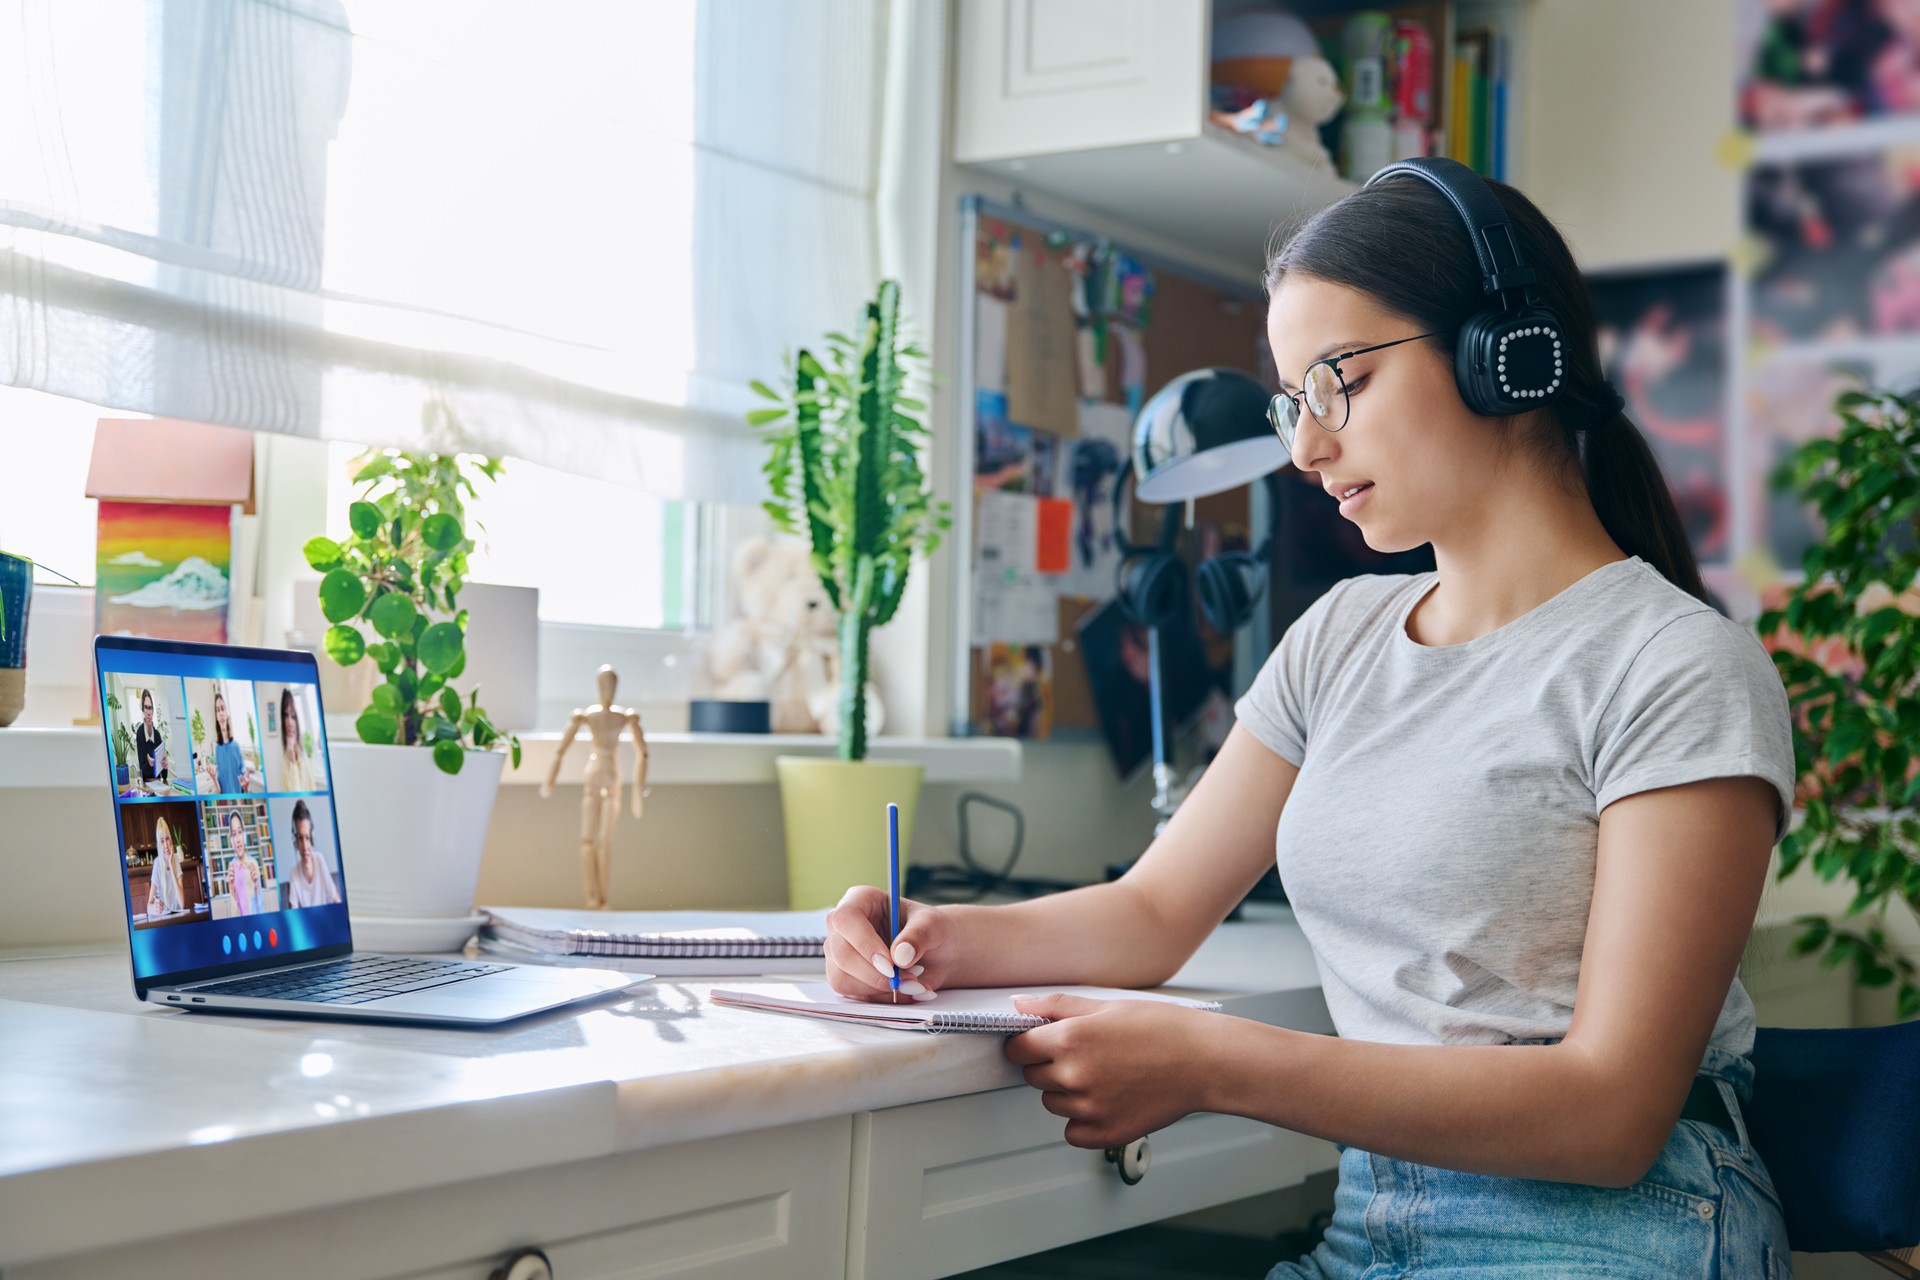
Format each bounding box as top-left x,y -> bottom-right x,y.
706,536 -> 885,736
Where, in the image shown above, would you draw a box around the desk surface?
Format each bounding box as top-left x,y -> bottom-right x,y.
0,906 -> 1329,1267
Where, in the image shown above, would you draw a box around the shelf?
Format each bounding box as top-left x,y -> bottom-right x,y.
0,728 -> 1023,791
506,732 -> 1022,788
966,124 -> 1355,276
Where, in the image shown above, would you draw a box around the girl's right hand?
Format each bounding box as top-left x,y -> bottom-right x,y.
824,886 -> 953,1003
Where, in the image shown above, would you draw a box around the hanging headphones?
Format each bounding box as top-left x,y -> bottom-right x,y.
1363,156 -> 1566,418
1111,465 -> 1273,636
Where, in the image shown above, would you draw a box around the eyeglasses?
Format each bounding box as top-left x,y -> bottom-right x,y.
1267,333 -> 1436,453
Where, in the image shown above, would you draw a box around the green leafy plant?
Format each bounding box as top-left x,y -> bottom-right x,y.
105,690 -> 133,771
191,709 -> 206,750
302,449 -> 521,776
748,279 -> 950,761
1758,387 -> 1920,1021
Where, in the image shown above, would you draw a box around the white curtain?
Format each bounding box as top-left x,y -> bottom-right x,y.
0,0 -> 888,504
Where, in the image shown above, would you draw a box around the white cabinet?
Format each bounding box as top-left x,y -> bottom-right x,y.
7,1117 -> 854,1280
846,1085 -> 1338,1280
952,0 -> 1530,269
953,0 -> 1211,162
952,0 -> 1353,267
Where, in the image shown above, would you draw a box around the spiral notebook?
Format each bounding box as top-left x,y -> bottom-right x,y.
708,982 -> 1223,1034
480,907 -> 831,958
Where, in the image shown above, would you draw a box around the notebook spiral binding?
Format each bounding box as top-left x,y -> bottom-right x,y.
927,1010 -> 1049,1033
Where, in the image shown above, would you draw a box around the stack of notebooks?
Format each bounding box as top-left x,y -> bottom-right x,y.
479,906 -> 832,976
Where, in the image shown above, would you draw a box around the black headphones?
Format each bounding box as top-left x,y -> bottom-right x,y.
1363,157 -> 1567,417
1111,463 -> 1274,635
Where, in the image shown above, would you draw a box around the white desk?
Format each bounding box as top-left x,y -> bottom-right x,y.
0,906 -> 1334,1280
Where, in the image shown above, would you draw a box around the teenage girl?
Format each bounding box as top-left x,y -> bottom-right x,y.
826,161 -> 1796,1277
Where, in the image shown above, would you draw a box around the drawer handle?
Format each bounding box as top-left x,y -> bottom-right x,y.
1105,1135 -> 1151,1186
489,1247 -> 553,1280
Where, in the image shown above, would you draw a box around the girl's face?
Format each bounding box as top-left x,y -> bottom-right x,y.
156,821 -> 173,864
229,815 -> 246,854
283,699 -> 299,753
214,693 -> 229,733
1265,275 -> 1507,556
141,692 -> 155,727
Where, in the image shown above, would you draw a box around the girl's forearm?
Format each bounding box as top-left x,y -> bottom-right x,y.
938,880 -> 1197,990
1206,1021 -> 1659,1187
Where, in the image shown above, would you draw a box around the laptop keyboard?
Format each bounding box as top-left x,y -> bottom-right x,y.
186,956 -> 511,1005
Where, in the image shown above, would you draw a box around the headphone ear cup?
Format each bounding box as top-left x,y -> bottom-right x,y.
1196,551 -> 1267,634
1115,550 -> 1188,630
1455,305 -> 1567,416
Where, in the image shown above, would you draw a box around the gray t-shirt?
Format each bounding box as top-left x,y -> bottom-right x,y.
1234,556 -> 1796,1055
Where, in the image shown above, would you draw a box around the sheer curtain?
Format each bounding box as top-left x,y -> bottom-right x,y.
0,0 -> 888,504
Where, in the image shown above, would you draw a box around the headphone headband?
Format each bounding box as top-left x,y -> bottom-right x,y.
1365,157 -> 1536,303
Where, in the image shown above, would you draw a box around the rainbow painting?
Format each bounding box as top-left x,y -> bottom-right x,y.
96,501 -> 232,645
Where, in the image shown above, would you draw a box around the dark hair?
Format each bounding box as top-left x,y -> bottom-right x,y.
291,798 -> 312,833
280,687 -> 299,753
213,690 -> 233,744
1264,176 -> 1709,605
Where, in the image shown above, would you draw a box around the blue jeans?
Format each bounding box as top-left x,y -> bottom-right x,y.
1267,1041 -> 1793,1278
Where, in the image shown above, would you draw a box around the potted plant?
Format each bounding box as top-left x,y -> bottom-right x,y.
105,691 -> 135,788
302,448 -> 522,928
1758,386 -> 1920,1024
748,279 -> 951,908
0,550 -> 31,727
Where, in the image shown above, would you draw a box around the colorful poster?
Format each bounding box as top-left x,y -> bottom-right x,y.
1737,0 -> 1920,132
1746,149 -> 1920,347
95,501 -> 232,645
1588,264 -> 1732,567
984,643 -> 1052,739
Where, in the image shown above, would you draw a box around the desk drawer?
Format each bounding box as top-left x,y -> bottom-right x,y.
847,1085 -> 1336,1280
10,1117 -> 852,1280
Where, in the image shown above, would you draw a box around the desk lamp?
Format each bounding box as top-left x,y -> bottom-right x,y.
1121,367 -> 1289,830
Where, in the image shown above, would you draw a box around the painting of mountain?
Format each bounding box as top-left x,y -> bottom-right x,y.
95,501 -> 232,645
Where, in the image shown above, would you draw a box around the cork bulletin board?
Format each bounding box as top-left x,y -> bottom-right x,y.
952,197 -> 1276,767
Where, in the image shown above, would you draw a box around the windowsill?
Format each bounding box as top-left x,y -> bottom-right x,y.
0,727 -> 1022,790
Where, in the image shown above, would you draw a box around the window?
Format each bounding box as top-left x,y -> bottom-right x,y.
0,385 -> 126,587
323,442 -> 701,631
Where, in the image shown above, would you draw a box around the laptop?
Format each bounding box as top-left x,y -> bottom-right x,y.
94,634 -> 644,1025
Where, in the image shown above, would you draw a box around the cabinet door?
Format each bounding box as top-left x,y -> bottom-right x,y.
847,1085 -> 1336,1280
953,0 -> 1207,163
8,1117 -> 852,1280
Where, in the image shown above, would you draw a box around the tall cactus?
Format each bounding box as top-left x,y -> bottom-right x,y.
749,280 -> 950,760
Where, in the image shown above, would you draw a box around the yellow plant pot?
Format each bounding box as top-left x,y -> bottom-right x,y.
774,756 -> 923,910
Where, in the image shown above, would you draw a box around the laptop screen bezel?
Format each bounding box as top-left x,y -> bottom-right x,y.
95,634 -> 354,997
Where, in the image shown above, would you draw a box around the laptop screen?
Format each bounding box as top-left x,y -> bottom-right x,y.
95,636 -> 353,989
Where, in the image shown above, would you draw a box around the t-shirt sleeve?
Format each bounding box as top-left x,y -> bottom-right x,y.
1592,610 -> 1798,843
1234,581 -> 1349,766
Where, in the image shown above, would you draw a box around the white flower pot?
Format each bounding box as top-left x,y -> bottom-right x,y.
328,743 -> 505,922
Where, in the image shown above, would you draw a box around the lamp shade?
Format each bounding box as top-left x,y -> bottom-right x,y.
1132,367 -> 1290,503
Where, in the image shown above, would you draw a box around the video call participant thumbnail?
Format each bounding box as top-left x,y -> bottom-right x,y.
123,801 -> 210,929
282,798 -> 341,908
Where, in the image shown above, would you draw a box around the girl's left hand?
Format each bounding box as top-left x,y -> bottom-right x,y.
1002,994 -> 1216,1149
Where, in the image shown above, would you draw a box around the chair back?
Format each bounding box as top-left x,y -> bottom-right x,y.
1746,1023 -> 1920,1254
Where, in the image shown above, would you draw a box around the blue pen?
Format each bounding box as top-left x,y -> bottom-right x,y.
887,802 -> 901,1002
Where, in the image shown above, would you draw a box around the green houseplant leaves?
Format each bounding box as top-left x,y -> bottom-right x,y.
1757,387 -> 1920,1021
749,279 -> 950,760
303,449 -> 520,776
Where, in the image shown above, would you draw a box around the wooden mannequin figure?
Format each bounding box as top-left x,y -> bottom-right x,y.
539,665 -> 649,910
